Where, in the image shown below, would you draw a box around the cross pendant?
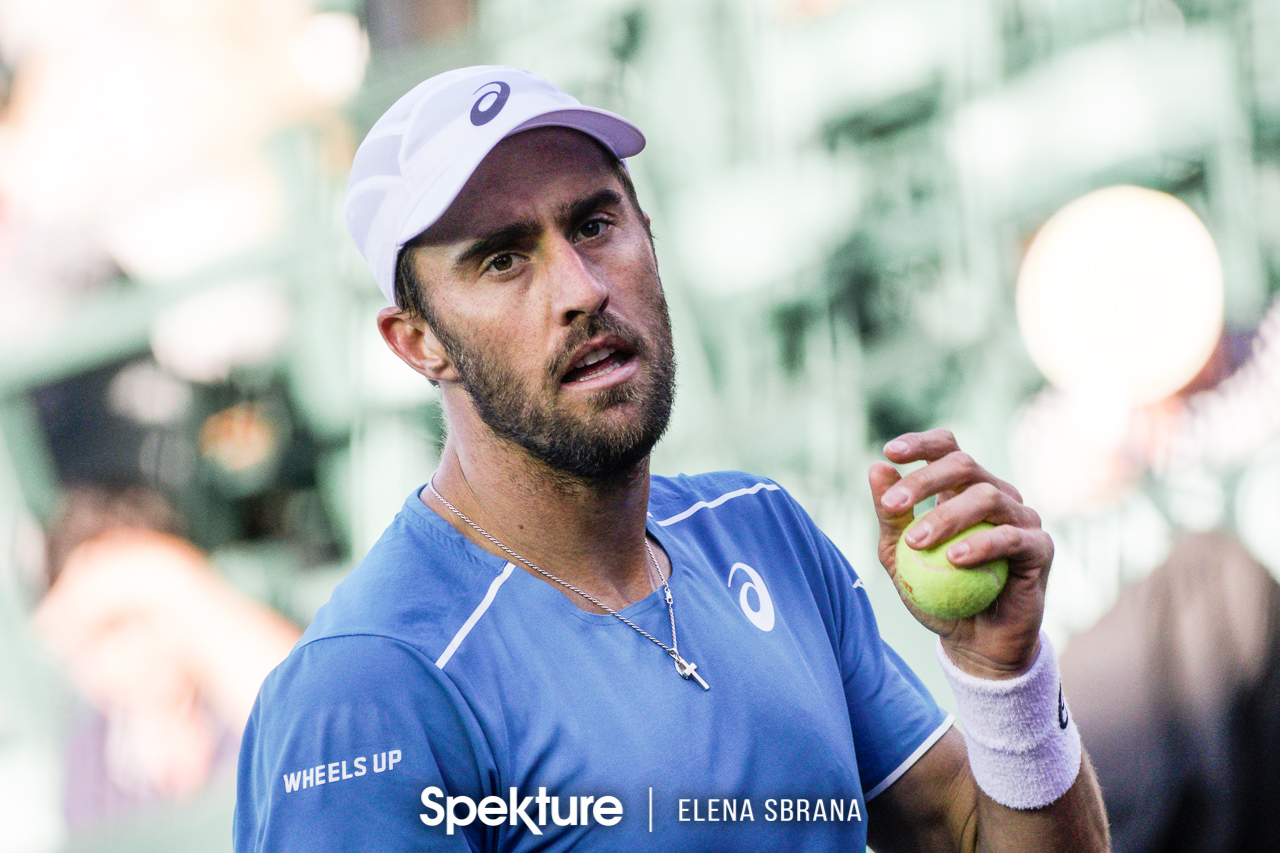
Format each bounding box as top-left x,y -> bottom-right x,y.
672,653 -> 710,690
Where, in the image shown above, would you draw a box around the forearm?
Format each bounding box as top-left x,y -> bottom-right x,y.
968,748 -> 1109,853
942,634 -> 1110,852
867,728 -> 1110,853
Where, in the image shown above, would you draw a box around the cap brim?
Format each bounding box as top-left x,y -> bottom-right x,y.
510,107 -> 646,159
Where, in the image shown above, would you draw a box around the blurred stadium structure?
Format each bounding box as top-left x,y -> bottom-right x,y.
2,0 -> 1280,850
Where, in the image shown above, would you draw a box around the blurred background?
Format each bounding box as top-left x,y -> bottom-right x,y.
2,0 -> 1280,850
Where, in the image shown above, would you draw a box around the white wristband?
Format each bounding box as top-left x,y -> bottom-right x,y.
936,634 -> 1082,810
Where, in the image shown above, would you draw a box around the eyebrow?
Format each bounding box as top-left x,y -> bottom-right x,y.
452,189 -> 626,273
454,221 -> 541,271
559,189 -> 623,229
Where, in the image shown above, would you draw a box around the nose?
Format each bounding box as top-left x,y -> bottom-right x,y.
546,236 -> 608,324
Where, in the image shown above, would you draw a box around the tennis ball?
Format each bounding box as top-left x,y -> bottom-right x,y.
894,520 -> 1008,619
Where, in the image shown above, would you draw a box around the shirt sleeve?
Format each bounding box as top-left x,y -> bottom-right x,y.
234,634 -> 500,852
774,485 -> 952,800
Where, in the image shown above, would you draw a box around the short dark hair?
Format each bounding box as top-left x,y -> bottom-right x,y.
393,147 -> 648,324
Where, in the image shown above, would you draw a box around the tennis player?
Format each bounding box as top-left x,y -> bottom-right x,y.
235,66 -> 1109,853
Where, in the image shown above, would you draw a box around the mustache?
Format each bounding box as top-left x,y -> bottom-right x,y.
547,312 -> 648,380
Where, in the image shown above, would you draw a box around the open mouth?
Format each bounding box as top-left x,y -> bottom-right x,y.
561,345 -> 635,384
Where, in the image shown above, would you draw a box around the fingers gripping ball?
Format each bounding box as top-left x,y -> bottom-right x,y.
894,521 -> 1008,619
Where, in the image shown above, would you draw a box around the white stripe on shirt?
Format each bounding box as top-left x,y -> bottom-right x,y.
864,715 -> 955,801
656,482 -> 782,527
435,562 -> 516,670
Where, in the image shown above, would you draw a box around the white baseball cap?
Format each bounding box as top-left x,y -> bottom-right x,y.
344,65 -> 646,304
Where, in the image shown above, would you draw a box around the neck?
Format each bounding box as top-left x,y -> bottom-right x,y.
425,429 -> 659,612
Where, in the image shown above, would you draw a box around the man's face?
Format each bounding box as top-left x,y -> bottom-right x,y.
406,128 -> 675,481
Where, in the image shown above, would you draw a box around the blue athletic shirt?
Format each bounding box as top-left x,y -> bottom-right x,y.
234,471 -> 952,852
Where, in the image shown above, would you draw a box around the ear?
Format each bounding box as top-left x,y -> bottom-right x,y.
377,306 -> 459,383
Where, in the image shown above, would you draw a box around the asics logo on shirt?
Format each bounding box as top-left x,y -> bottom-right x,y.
728,562 -> 775,631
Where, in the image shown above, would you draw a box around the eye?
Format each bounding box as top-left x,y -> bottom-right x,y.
577,218 -> 609,240
488,253 -> 516,272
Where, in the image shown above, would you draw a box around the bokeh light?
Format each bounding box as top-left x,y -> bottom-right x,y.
1017,185 -> 1224,406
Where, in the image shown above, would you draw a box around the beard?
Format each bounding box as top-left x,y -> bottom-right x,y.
429,295 -> 676,482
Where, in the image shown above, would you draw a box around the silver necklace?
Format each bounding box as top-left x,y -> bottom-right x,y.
427,478 -> 709,690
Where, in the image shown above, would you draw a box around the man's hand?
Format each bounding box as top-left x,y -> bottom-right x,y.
869,428 -> 1052,679
866,429 -> 1110,853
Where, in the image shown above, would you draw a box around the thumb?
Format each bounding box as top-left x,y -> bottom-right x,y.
868,460 -> 914,532
869,460 -> 917,576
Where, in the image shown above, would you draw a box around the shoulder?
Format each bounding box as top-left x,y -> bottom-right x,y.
236,633 -> 494,852
243,631 -> 486,766
648,470 -> 795,525
298,486 -> 513,664
651,471 -> 872,629
244,632 -> 494,786
648,470 -> 822,542
257,633 -> 446,713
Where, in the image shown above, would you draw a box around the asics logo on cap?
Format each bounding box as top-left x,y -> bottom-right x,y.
470,81 -> 511,126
